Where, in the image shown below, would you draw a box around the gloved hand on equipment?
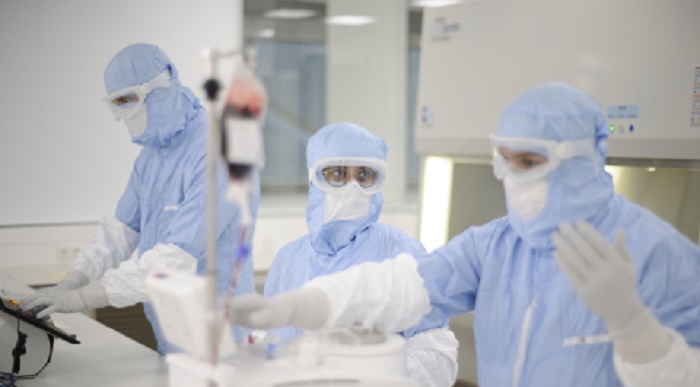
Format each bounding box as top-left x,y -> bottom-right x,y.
24,270 -> 90,303
50,270 -> 91,291
230,287 -> 330,331
21,281 -> 109,319
21,270 -> 90,307
552,221 -> 670,363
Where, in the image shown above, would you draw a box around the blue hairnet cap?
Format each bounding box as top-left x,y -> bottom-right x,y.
497,82 -> 609,157
306,122 -> 388,168
104,43 -> 179,94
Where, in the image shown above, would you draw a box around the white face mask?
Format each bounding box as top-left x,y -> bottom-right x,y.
323,181 -> 372,223
122,103 -> 148,138
504,176 -> 549,221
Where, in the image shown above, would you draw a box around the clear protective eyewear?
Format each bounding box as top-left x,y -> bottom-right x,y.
309,157 -> 388,194
489,135 -> 596,182
102,70 -> 171,121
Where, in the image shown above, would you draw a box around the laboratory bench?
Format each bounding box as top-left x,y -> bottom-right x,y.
0,270 -> 168,387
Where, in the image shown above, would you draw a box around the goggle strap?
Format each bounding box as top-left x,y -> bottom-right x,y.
555,139 -> 595,159
138,71 -> 171,94
103,70 -> 171,101
144,71 -> 171,92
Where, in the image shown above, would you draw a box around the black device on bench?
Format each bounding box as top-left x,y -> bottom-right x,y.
0,297 -> 80,345
0,296 -> 80,384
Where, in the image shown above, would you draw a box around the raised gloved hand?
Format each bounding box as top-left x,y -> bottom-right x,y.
552,221 -> 670,363
230,287 -> 330,331
552,222 -> 644,332
21,281 -> 109,319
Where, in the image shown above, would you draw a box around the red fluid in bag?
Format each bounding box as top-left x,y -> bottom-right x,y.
221,56 -> 267,180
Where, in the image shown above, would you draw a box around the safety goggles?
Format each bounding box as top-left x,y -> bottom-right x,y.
489,135 -> 595,182
102,71 -> 171,121
309,157 -> 388,194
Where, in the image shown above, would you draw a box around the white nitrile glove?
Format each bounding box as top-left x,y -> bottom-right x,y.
20,271 -> 90,309
552,221 -> 670,363
230,287 -> 330,331
22,281 -> 110,319
53,270 -> 91,291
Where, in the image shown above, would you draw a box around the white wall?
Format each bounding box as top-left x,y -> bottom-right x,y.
0,0 -> 242,226
0,1 -> 423,286
326,0 -> 408,206
0,204 -> 419,286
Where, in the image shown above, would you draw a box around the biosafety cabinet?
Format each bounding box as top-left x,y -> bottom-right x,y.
414,1 -> 700,384
416,0 -> 700,249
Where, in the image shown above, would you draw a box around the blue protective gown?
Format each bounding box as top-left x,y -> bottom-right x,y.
264,122 -> 437,342
415,83 -> 700,386
418,195 -> 700,386
105,44 -> 257,354
266,223 -> 428,341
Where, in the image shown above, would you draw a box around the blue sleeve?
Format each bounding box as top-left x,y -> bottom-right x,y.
422,227 -> 485,316
115,153 -> 144,232
264,245 -> 286,298
393,232 -> 428,257
264,236 -> 310,298
403,223 -> 491,337
389,233 -> 436,336
638,234 -> 700,347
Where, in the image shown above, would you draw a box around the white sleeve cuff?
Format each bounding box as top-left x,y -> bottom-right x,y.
614,328 -> 700,387
102,243 -> 197,308
68,215 -> 139,280
405,328 -> 459,387
305,253 -> 431,333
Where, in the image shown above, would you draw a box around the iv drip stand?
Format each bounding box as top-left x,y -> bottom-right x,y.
202,48 -> 239,387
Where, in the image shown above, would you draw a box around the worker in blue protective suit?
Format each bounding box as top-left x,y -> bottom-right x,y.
263,122 -> 458,387
229,83 -> 700,387
22,43 -> 258,354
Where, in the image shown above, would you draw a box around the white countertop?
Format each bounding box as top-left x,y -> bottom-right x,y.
1,264 -> 67,288
0,271 -> 168,387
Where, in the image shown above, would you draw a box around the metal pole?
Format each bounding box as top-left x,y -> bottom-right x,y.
203,48 -> 221,387
202,48 -> 238,386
